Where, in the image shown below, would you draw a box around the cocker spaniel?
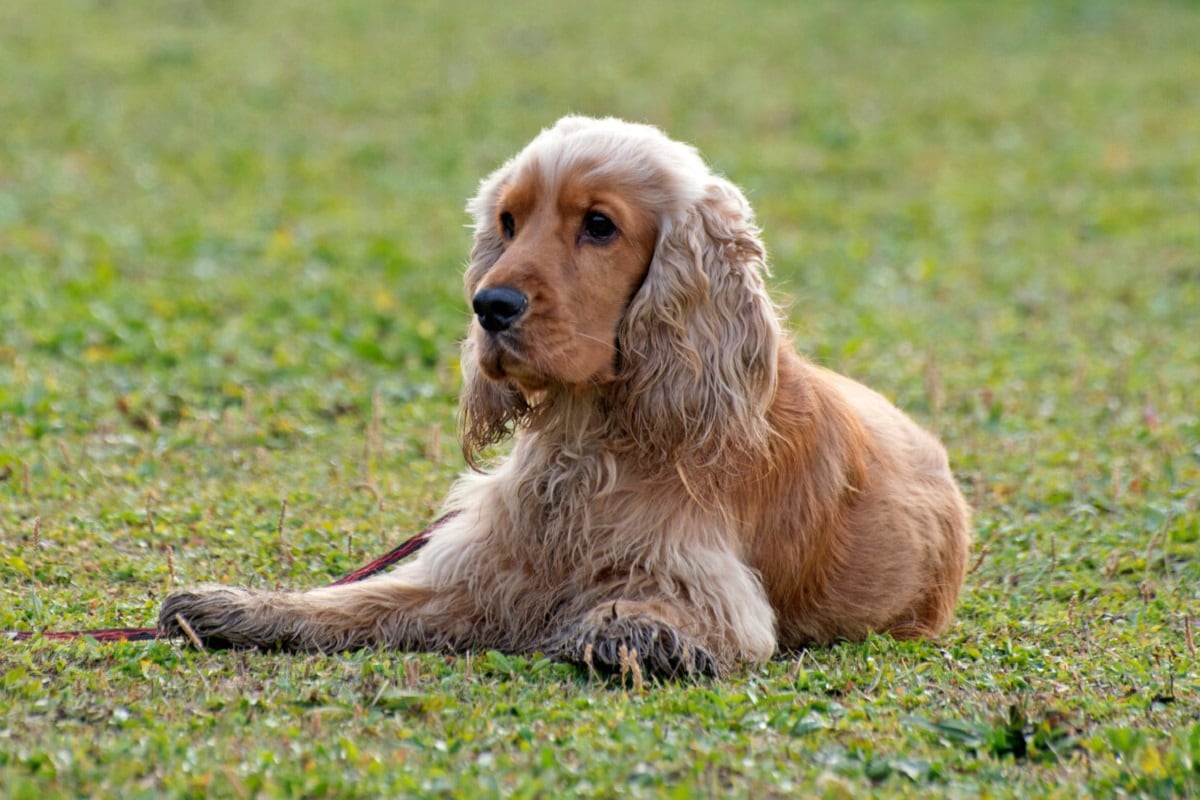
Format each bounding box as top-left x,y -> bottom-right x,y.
161,116 -> 971,678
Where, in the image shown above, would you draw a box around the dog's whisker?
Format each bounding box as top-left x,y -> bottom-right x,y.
573,331 -> 616,350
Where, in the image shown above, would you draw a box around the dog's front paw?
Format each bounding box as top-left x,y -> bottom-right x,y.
159,586 -> 257,649
563,604 -> 720,680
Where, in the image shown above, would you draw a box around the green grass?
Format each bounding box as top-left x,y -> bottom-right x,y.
2,0 -> 1199,796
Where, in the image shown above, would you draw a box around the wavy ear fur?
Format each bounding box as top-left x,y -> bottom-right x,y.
459,162 -> 530,467
459,336 -> 532,468
614,178 -> 780,485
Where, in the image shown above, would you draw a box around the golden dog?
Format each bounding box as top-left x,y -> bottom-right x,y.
161,116 -> 971,678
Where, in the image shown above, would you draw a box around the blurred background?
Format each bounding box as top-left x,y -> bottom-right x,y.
1,2 -> 1198,796
3,0 -> 1198,574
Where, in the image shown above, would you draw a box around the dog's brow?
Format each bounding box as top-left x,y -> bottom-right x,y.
497,180 -> 537,218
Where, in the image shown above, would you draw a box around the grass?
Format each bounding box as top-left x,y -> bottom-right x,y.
1,0 -> 1198,796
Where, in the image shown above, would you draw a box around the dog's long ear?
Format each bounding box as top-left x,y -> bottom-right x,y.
459,337 -> 530,468
615,178 -> 780,486
458,164 -> 529,468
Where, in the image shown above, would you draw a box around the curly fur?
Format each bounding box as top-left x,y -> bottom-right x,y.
160,116 -> 972,679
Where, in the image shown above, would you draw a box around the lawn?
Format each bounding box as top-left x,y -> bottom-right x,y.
2,1 -> 1198,797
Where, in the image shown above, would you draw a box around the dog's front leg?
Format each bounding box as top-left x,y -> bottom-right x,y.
158,575 -> 475,654
560,599 -> 721,679
555,548 -> 779,680
158,515 -> 495,653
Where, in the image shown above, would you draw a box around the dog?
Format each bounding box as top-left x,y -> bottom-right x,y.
160,116 -> 971,678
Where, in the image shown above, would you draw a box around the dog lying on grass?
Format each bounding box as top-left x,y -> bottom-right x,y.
161,116 -> 971,678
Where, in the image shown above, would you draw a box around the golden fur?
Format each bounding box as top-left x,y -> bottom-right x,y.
160,116 -> 971,678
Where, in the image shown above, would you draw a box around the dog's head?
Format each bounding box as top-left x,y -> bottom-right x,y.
461,116 -> 780,473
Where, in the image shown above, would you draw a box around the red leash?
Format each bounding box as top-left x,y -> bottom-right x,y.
3,512 -> 455,643
328,512 -> 452,585
5,626 -> 164,643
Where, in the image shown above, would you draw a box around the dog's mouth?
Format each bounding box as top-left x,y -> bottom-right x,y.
476,330 -> 550,391
474,312 -> 624,394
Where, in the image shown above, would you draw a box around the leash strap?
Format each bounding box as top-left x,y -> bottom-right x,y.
328,511 -> 455,585
6,626 -> 163,643
3,511 -> 456,644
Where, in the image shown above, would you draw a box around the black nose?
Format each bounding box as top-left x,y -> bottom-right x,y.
472,287 -> 528,332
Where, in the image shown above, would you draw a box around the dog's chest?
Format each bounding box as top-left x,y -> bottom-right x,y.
505,443 -> 641,562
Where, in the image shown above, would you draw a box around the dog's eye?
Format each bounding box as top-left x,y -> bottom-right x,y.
582,212 -> 617,243
499,211 -> 516,240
